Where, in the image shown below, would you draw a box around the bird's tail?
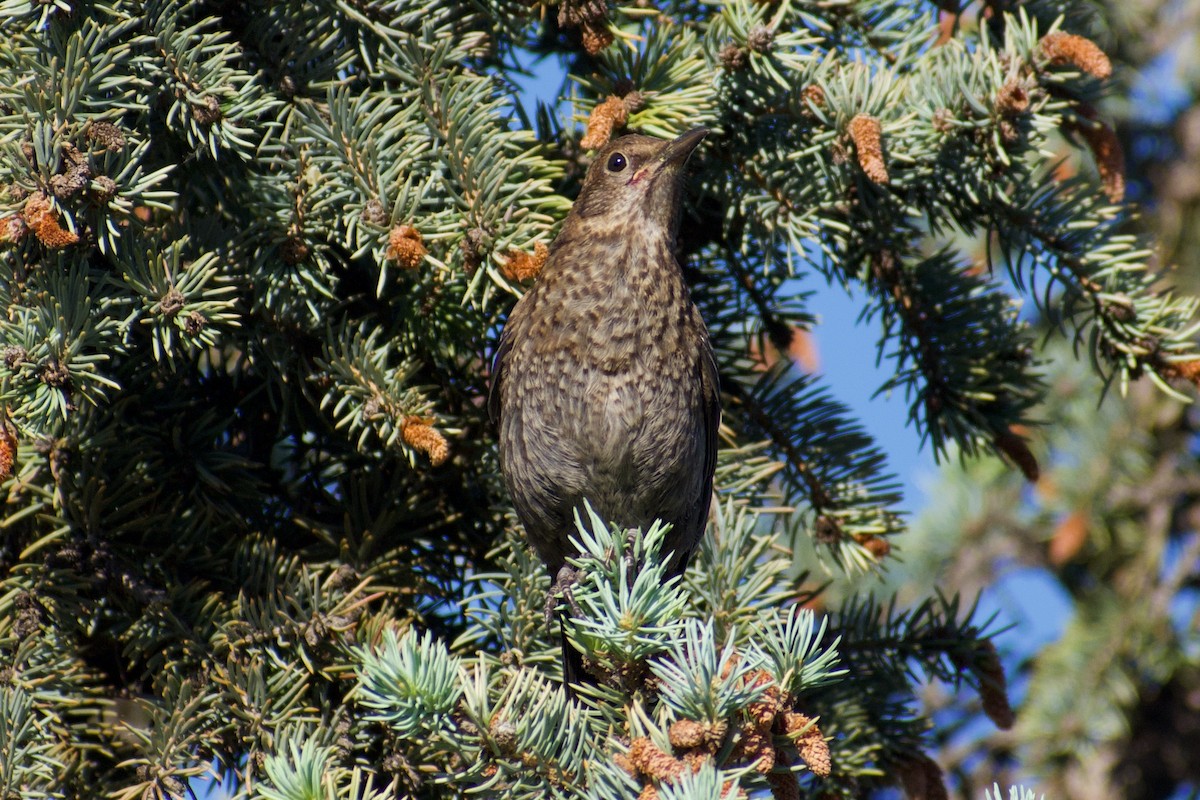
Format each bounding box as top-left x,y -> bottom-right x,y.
560,618 -> 591,697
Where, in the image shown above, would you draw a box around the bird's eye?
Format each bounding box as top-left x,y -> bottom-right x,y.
606,152 -> 627,173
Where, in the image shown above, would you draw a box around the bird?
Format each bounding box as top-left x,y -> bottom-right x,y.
489,128 -> 720,688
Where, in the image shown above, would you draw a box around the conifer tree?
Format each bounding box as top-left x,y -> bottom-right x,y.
900,4 -> 1200,797
0,1 -> 1196,799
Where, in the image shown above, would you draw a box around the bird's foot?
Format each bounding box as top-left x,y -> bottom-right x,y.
620,528 -> 638,586
545,564 -> 585,624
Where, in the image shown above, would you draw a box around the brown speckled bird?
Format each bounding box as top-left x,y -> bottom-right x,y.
489,128 -> 720,685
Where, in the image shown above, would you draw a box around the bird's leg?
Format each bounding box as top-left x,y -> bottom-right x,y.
545,563 -> 586,624
621,527 -> 638,586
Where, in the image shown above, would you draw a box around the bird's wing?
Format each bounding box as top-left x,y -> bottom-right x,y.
699,337 -> 721,506
489,294 -> 530,427
487,325 -> 513,427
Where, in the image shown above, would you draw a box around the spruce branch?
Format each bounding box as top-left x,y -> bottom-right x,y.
110,677 -> 217,800
0,684 -> 65,796
725,364 -> 904,570
136,4 -> 279,160
0,258 -> 123,432
688,500 -> 794,634
561,508 -> 690,680
574,19 -> 718,142
315,323 -> 448,463
866,248 -> 1042,463
354,628 -> 462,736
0,2 -> 1194,798
990,179 -> 1200,397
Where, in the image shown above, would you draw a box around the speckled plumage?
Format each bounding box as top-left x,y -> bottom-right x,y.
490,129 -> 720,588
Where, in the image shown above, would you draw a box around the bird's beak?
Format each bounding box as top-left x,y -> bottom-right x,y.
656,128 -> 709,170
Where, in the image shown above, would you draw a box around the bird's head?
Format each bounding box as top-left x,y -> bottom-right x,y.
568,128 -> 708,240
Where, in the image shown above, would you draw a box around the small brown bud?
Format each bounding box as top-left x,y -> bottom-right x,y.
502,241 -> 548,282
1104,294 -> 1136,323
184,311 -> 208,336
40,359 -> 70,388
932,107 -> 955,133
280,235 -> 309,265
61,141 -> 87,168
801,84 -> 826,109
400,416 -> 449,466
386,224 -> 427,269
192,95 -> 223,125
363,198 -> 388,226
4,346 -> 27,370
159,287 -> 185,318
460,227 -> 487,275
362,396 -> 383,422
89,175 -> 117,204
22,191 -> 78,248
848,114 -> 889,184
0,214 -> 27,245
558,0 -> 605,28
855,533 -> 891,560
813,514 -> 841,544
1075,120 -> 1125,202
0,420 -> 17,481
489,716 -> 519,755
628,737 -> 686,782
278,74 -> 299,98
1039,32 -> 1112,80
720,43 -> 748,71
580,19 -> 614,55
581,96 -> 631,151
746,25 -> 774,53
995,80 -> 1029,115
993,425 -> 1039,482
87,121 -> 127,151
829,141 -> 848,165
50,168 -> 90,199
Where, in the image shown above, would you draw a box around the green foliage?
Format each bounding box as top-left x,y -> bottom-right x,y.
903,336 -> 1199,798
0,0 -> 1192,797
355,629 -> 462,735
651,617 -> 769,720
562,510 -> 690,668
357,510 -> 856,799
